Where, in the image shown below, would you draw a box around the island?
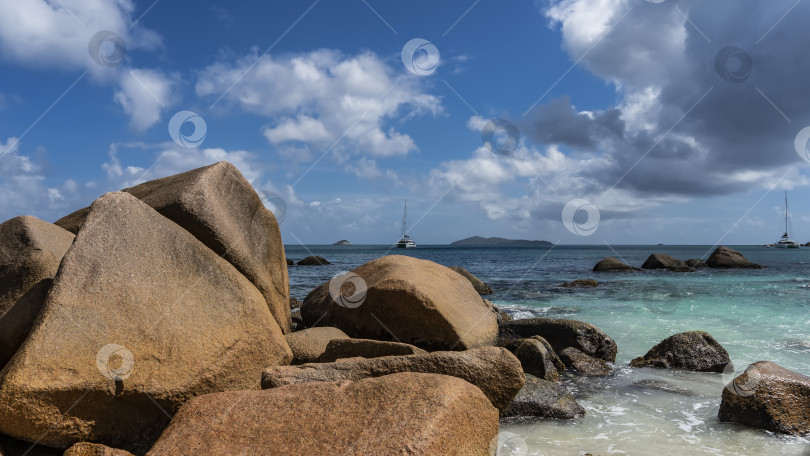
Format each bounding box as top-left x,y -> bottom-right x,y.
332,240 -> 351,245
450,236 -> 553,246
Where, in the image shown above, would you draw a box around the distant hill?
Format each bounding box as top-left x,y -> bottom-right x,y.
332,240 -> 351,245
450,236 -> 553,246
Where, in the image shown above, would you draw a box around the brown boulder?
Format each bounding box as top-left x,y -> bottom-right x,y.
592,257 -> 641,272
284,327 -> 350,364
719,361 -> 810,435
55,162 -> 291,333
641,254 -> 694,272
301,255 -> 497,350
629,331 -> 731,373
499,318 -> 617,363
483,299 -> 511,323
686,259 -> 707,268
706,246 -> 763,269
297,255 -> 330,265
559,347 -> 612,376
261,346 -> 524,410
501,374 -> 585,421
559,279 -> 598,288
0,192 -> 291,453
147,373 -> 498,456
514,336 -> 563,381
64,443 -> 135,456
0,216 -> 74,369
318,338 -> 426,362
449,266 -> 493,295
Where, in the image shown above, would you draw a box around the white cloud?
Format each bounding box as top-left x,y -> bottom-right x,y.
196,49 -> 443,161
113,69 -> 177,131
0,0 -> 169,129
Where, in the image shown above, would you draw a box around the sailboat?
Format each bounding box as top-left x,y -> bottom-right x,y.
776,191 -> 800,249
395,201 -> 416,248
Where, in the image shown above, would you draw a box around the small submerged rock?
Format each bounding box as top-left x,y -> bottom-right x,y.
686,259 -> 707,269
500,374 -> 585,421
628,379 -> 695,396
559,279 -> 598,288
593,257 -> 641,272
641,254 -> 695,272
719,361 -> 810,435
706,246 -> 763,269
297,255 -> 330,266
630,331 -> 731,373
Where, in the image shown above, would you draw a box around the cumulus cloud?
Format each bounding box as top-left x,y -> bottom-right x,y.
0,0 -> 170,130
196,49 -> 443,161
429,0 -> 810,227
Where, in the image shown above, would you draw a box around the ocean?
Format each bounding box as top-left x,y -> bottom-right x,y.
285,244 -> 810,455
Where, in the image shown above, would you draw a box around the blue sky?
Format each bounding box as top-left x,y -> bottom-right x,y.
1,0 -> 810,245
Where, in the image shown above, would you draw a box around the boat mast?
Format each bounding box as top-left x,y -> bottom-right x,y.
402,201 -> 407,237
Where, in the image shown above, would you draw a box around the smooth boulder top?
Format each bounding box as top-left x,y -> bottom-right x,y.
0,192 -> 292,452
297,255 -> 330,265
449,266 -> 493,295
318,338 -> 426,363
301,255 -> 498,351
641,254 -> 695,272
593,257 -> 641,272
706,246 -> 763,269
55,161 -> 292,333
630,331 -> 731,373
64,443 -> 135,456
284,327 -> 350,364
719,361 -> 810,435
500,374 -> 585,421
147,373 -> 499,456
261,346 -> 525,411
499,318 -> 618,363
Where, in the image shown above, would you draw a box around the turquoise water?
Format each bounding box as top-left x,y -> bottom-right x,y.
285,245 -> 810,455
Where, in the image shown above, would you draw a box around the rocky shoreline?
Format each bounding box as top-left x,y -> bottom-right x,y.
0,162 -> 806,455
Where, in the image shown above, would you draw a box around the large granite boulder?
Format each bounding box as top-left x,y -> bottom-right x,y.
559,347 -> 612,376
641,254 -> 694,272
706,246 -> 763,269
55,162 -> 292,333
319,338 -> 426,362
147,373 -> 498,456
64,443 -> 135,456
0,216 -> 74,369
284,327 -> 350,364
449,266 -> 493,295
629,331 -> 731,373
593,257 -> 641,272
500,318 -> 617,363
719,361 -> 810,435
262,346 -> 524,411
301,255 -> 498,350
513,336 -> 563,381
501,374 -> 585,421
0,192 -> 292,453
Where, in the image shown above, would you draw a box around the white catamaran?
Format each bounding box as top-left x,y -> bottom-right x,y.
396,201 -> 416,248
776,191 -> 800,249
